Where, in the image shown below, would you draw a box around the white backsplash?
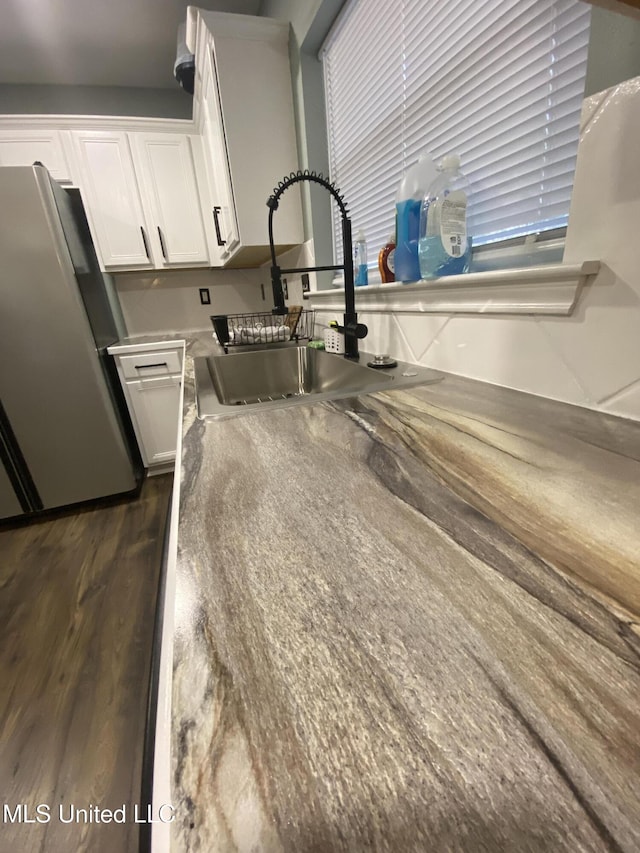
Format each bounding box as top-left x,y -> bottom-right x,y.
114,268 -> 269,335
316,77 -> 640,423
114,241 -> 317,336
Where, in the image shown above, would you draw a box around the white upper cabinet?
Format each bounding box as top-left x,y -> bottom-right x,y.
70,130 -> 153,269
72,129 -> 212,271
0,12 -> 304,271
131,133 -> 210,267
194,11 -> 304,265
198,45 -> 239,265
0,129 -> 72,183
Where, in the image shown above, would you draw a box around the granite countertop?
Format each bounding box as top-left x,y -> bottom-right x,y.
169,337 -> 640,852
107,331 -> 189,356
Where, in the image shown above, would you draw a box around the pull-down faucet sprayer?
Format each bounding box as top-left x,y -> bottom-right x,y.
267,170 -> 367,360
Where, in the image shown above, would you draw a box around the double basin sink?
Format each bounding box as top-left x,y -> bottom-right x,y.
194,345 -> 443,419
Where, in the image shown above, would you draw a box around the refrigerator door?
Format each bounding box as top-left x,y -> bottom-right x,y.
49,179 -> 122,350
0,462 -> 23,518
0,165 -> 138,513
0,399 -> 42,514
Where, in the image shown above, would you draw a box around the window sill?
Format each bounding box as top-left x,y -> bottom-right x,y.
305,261 -> 600,316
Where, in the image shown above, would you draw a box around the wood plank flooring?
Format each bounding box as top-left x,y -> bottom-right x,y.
0,474 -> 172,853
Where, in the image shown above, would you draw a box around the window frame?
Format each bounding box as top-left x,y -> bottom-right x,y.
321,0 -> 591,283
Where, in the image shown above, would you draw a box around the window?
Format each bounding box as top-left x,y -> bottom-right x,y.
322,0 -> 591,271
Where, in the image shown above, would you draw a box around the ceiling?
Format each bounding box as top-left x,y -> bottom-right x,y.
0,0 -> 263,89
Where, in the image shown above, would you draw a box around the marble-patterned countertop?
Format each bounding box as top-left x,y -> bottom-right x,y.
170,337 -> 640,852
107,331 -> 189,356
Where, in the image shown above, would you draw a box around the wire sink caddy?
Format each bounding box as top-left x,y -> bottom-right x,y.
210,307 -> 315,351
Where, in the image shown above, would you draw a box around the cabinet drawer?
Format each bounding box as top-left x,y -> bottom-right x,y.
119,349 -> 182,379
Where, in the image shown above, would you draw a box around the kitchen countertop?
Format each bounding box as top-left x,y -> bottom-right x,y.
166,333 -> 640,852
107,332 -> 189,356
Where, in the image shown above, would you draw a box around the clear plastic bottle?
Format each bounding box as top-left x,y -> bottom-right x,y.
378,233 -> 396,283
395,152 -> 437,282
418,154 -> 471,279
354,229 -> 368,286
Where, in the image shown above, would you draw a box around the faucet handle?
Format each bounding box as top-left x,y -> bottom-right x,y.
342,318 -> 368,340
332,320 -> 368,339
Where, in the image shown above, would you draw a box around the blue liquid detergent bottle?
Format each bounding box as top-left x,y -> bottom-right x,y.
418,154 -> 471,279
395,152 -> 437,282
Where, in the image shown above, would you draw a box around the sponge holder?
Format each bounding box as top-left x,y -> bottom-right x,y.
323,328 -> 345,354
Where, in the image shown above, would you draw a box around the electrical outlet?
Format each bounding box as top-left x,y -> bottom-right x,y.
301,273 -> 310,293
282,278 -> 289,300
199,288 -> 211,305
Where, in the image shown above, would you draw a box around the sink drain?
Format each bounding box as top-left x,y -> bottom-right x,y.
367,354 -> 398,369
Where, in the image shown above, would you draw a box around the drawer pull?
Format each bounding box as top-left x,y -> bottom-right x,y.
135,362 -> 168,370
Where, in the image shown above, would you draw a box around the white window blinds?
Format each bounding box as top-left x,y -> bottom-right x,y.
322,0 -> 591,265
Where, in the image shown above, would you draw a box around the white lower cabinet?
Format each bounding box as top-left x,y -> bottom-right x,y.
112,346 -> 184,472
125,376 -> 182,468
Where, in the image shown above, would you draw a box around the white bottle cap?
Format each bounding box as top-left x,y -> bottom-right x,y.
440,154 -> 460,171
356,229 -> 366,241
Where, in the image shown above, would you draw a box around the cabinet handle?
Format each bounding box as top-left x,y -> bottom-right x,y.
157,226 -> 168,261
135,362 -> 168,370
140,227 -> 151,260
212,207 -> 226,246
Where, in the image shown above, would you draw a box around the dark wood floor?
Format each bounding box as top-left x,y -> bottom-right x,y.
0,474 -> 172,853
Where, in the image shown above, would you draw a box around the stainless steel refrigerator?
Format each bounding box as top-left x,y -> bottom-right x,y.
0,165 -> 143,521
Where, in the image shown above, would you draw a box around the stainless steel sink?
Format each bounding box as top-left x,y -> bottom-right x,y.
194,346 -> 443,419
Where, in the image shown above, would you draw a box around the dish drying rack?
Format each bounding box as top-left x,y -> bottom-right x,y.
211,307 -> 315,352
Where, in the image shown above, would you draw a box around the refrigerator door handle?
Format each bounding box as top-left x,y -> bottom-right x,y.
0,402 -> 43,512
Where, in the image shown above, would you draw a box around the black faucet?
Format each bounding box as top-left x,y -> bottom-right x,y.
267,171 -> 367,360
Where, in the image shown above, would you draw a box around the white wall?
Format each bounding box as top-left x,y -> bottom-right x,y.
114,268 -> 269,335
315,78 -> 640,423
585,5 -> 640,96
0,84 -> 192,118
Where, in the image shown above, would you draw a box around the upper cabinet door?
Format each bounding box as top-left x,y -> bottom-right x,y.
0,129 -> 71,183
71,130 -> 153,269
193,11 -> 303,263
131,133 -> 210,267
200,44 -> 239,264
